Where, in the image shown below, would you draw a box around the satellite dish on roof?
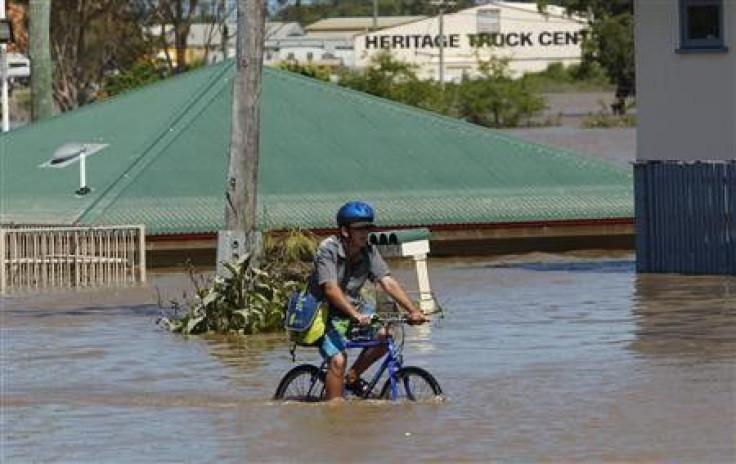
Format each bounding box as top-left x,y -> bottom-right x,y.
41,143 -> 109,168
50,143 -> 86,165
44,142 -> 108,167
40,142 -> 109,196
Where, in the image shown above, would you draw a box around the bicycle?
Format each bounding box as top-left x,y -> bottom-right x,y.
273,314 -> 443,402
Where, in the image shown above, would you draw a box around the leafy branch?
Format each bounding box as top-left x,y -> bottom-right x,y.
159,229 -> 318,336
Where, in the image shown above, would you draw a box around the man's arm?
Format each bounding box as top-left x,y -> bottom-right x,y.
323,281 -> 372,325
378,275 -> 427,324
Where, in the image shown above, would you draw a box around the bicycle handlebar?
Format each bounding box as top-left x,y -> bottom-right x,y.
349,312 -> 438,336
372,313 -> 404,323
369,313 -> 433,325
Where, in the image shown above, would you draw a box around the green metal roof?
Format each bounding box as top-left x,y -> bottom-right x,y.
0,60 -> 632,235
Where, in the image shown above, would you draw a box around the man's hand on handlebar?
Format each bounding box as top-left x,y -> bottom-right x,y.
406,311 -> 428,326
353,313 -> 373,327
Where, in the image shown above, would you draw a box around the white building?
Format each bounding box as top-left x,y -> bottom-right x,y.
635,0 -> 736,274
354,2 -> 587,81
150,22 -> 304,65
264,16 -> 425,68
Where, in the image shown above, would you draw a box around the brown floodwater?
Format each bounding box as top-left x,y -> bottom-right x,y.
2,251 -> 734,462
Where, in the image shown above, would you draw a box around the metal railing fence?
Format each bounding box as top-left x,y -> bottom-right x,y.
0,225 -> 146,294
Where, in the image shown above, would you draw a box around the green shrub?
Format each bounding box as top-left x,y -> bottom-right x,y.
103,60 -> 167,98
161,230 -> 318,336
276,61 -> 333,82
521,62 -> 612,93
582,100 -> 637,127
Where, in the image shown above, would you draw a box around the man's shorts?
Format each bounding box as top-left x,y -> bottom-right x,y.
320,303 -> 376,361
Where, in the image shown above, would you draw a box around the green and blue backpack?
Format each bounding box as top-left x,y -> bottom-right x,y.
285,289 -> 328,347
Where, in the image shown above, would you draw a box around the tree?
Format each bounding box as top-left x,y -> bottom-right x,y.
456,57 -> 545,127
134,0 -> 237,74
537,0 -> 634,114
139,0 -> 200,74
333,52 -> 544,129
102,60 -> 164,98
28,0 -> 53,120
195,0 -> 237,62
50,1 -> 152,111
338,51 -> 421,98
275,60 -> 331,81
272,0 -> 477,24
8,1 -> 28,53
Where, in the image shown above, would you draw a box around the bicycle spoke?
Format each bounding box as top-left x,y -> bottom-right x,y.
274,364 -> 325,402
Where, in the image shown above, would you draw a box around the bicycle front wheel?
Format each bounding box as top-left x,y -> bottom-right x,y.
380,366 -> 443,401
273,364 -> 325,402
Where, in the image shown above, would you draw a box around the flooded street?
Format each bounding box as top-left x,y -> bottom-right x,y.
2,252 -> 735,462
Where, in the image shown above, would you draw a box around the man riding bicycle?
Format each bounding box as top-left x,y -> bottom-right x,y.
307,201 -> 428,402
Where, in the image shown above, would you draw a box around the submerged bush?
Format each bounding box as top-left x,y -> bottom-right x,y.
582,101 -> 637,128
160,230 -> 318,336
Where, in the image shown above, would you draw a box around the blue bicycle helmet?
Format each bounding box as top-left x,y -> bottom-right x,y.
336,201 -> 375,226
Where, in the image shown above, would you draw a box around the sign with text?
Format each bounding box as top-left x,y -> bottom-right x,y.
364,31 -> 588,49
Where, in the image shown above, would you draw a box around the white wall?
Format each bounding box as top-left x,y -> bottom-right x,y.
265,37 -> 355,67
635,0 -> 736,161
354,4 -> 586,81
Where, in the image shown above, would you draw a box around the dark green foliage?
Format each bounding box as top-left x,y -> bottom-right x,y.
273,0 -> 478,24
521,62 -> 610,93
455,57 -> 545,128
171,253 -> 295,335
275,61 -> 332,81
336,52 -> 545,128
536,0 -> 634,113
103,61 -> 168,98
50,0 -> 153,110
163,230 -> 318,336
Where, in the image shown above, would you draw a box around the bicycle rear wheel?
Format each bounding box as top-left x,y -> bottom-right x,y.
273,364 -> 325,402
380,366 -> 443,401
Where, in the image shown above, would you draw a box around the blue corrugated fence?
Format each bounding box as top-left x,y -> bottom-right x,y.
635,161 -> 736,274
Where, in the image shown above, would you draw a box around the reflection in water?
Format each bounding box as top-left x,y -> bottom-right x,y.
487,259 -> 634,274
3,255 -> 735,462
631,274 -> 736,358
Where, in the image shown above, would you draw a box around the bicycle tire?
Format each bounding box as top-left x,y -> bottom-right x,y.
380,366 -> 443,401
273,364 -> 325,402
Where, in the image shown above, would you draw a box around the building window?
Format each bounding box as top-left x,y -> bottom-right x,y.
307,52 -> 314,61
679,0 -> 727,51
477,9 -> 500,34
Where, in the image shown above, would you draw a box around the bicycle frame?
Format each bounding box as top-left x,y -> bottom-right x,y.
318,325 -> 404,400
275,315 -> 443,402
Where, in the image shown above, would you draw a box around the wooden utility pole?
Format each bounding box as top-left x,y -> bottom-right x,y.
219,0 -> 266,269
431,0 -> 455,90
372,0 -> 378,31
28,0 -> 52,121
220,0 -> 229,59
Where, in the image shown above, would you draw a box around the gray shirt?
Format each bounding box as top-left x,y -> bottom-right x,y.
308,235 -> 390,314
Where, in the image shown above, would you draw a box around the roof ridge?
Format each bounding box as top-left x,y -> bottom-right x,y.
77,61 -> 234,224
266,67 -> 628,176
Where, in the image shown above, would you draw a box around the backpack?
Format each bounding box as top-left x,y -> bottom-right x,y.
285,289 -> 328,347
